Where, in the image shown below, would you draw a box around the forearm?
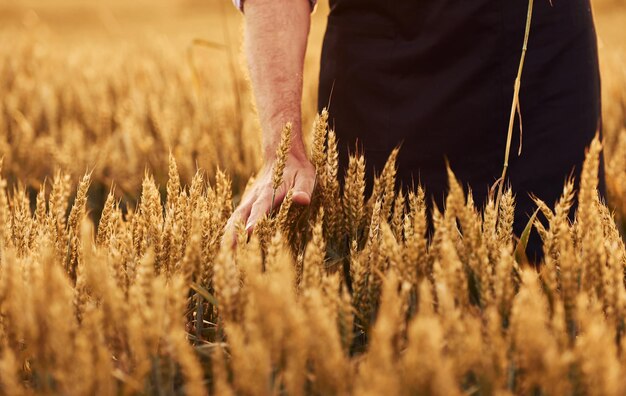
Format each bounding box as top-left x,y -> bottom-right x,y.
243,0 -> 310,161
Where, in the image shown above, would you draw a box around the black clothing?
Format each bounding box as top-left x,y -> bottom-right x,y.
318,0 -> 607,262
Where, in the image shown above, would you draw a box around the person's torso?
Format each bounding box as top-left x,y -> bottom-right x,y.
319,0 -> 599,169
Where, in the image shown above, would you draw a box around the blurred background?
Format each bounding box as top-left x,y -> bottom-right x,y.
0,0 -> 331,191
0,0 -> 624,222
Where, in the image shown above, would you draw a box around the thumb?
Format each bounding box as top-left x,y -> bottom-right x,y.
293,173 -> 315,205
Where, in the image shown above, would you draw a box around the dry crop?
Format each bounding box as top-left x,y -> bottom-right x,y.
0,1 -> 625,395
0,118 -> 625,394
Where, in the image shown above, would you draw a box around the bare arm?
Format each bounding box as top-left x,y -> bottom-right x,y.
225,0 -> 315,239
245,0 -> 311,159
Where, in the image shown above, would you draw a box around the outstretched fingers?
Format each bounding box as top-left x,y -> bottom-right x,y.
246,186 -> 287,232
223,194 -> 256,247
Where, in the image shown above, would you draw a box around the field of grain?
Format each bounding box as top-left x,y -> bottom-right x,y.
0,0 -> 625,395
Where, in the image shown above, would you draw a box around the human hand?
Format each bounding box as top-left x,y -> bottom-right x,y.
223,151 -> 315,245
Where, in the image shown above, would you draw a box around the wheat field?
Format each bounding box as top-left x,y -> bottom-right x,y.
0,0 -> 625,395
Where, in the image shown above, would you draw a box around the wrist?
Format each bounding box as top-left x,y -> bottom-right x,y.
263,143 -> 308,164
262,124 -> 308,162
